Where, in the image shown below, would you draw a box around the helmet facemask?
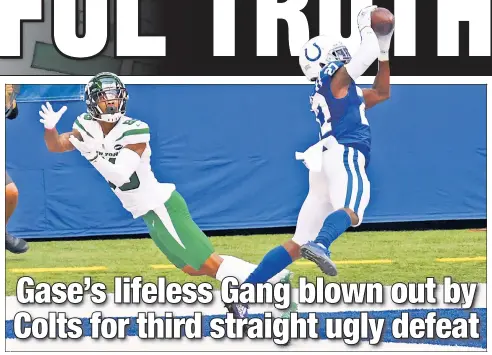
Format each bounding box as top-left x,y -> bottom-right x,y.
85,73 -> 128,123
320,42 -> 351,68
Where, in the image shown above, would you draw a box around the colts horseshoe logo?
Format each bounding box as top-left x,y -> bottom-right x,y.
305,43 -> 322,62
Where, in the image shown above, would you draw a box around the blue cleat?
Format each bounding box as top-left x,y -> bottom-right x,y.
224,287 -> 249,319
224,300 -> 252,333
224,302 -> 249,319
300,241 -> 338,276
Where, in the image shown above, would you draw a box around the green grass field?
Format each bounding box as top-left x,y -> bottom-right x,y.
5,229 -> 486,296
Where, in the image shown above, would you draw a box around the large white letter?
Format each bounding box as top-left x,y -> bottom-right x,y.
319,0 -> 372,54
53,0 -> 108,59
214,0 -> 235,56
438,0 -> 491,56
0,0 -> 43,57
116,0 -> 166,57
394,0 -> 416,56
257,0 -> 310,56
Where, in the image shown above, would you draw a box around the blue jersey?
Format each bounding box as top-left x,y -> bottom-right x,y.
311,61 -> 371,163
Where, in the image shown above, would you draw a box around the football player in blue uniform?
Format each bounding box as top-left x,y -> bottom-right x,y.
228,5 -> 393,319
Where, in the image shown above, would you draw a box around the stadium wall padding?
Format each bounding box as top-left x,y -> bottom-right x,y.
7,84 -> 486,238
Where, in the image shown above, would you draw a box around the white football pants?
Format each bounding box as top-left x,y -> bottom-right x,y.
292,138 -> 371,246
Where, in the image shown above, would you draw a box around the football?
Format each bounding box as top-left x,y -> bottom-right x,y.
371,7 -> 395,36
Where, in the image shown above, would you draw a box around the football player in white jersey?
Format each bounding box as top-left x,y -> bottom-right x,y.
40,72 -> 294,318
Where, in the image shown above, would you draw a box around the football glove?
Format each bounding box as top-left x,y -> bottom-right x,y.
357,5 -> 378,32
39,102 -> 67,130
68,129 -> 100,161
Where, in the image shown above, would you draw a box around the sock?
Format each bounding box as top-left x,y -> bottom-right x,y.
215,255 -> 290,284
243,246 -> 293,285
314,209 -> 352,250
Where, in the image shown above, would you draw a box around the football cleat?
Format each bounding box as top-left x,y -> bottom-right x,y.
6,233 -> 29,254
300,241 -> 338,276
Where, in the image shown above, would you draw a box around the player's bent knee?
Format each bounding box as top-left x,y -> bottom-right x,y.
341,208 -> 360,226
283,240 -> 301,260
181,265 -> 204,276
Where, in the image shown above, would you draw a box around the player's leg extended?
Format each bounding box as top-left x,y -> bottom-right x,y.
142,190 -> 216,272
225,171 -> 330,319
242,170 -> 333,285
143,191 -> 293,319
5,173 -> 28,254
143,191 -> 291,285
301,146 -> 370,275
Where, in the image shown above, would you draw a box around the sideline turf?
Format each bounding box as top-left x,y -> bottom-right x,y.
6,230 -> 486,296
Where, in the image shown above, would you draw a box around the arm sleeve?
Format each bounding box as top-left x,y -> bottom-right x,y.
90,148 -> 141,188
345,27 -> 380,81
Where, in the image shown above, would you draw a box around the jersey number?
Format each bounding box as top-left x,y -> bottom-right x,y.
312,93 -> 332,136
323,62 -> 340,77
108,158 -> 141,191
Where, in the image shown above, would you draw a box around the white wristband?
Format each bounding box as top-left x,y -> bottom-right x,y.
379,51 -> 390,62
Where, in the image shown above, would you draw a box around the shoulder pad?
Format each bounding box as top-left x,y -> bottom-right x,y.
72,114 -> 95,138
115,119 -> 150,145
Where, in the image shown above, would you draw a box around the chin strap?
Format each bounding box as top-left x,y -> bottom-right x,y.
97,113 -> 123,123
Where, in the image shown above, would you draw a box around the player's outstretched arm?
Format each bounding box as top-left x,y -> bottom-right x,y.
69,126 -> 147,188
44,128 -> 77,153
88,143 -> 146,188
363,12 -> 394,109
330,7 -> 380,98
39,102 -> 76,153
362,60 -> 390,109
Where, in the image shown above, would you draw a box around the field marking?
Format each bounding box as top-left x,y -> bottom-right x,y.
296,259 -> 393,266
151,259 -> 394,270
8,266 -> 108,273
8,256 -> 486,273
436,256 -> 487,263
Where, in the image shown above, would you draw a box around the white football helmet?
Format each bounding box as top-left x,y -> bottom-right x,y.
299,35 -> 353,81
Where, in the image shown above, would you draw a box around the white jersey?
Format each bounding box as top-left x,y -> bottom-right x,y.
72,114 -> 176,218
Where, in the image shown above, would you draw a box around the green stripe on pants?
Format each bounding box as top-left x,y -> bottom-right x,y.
142,191 -> 215,270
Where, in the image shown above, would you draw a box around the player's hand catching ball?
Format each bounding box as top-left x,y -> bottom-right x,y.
357,5 -> 378,32
39,102 -> 67,130
371,8 -> 395,61
68,129 -> 100,162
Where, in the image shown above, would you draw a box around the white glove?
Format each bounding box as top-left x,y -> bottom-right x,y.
357,5 -> 378,32
68,129 -> 100,161
39,102 -> 67,130
377,26 -> 394,61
